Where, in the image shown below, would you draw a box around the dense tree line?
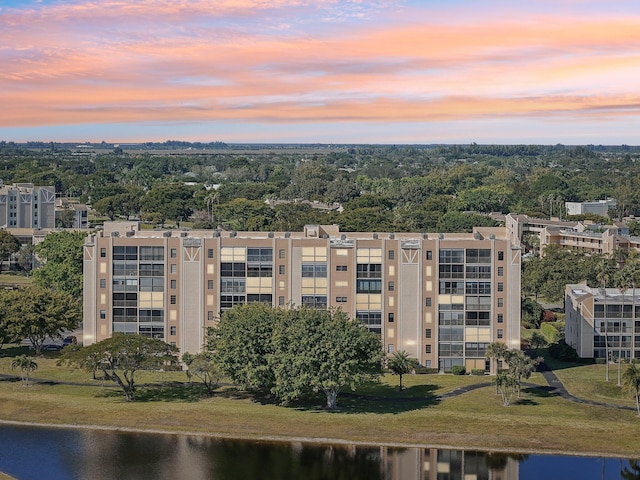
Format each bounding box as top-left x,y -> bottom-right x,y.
2,143 -> 640,233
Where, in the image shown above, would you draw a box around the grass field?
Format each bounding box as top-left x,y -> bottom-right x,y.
1,348 -> 640,458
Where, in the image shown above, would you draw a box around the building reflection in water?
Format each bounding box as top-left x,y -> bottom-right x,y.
382,447 -> 520,480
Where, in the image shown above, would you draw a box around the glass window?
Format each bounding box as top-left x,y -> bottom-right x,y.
100,310 -> 106,319
170,279 -> 176,289
388,312 -> 394,322
170,326 -> 176,335
497,314 -> 503,323
170,295 -> 176,305
426,297 -> 432,307
498,251 -> 504,261
497,282 -> 504,292
426,250 -> 433,260
279,296 -> 285,306
208,279 -> 214,290
208,248 -> 214,259
100,248 -> 106,258
302,263 -> 327,277
426,344 -> 431,354
388,281 -> 395,291
336,296 -> 347,303
170,248 -> 177,258
497,329 -> 504,339
170,264 -> 177,274
388,250 -> 395,260
301,295 -> 327,309
279,265 -> 285,275
208,311 -> 214,321
279,249 -> 285,259
498,266 -> 504,277
100,279 -> 106,288
336,265 -> 348,272
426,328 -> 432,338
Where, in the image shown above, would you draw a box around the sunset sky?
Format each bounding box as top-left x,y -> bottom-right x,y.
1,0 -> 639,144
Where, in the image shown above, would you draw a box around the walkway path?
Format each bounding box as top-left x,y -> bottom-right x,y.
536,361 -> 636,412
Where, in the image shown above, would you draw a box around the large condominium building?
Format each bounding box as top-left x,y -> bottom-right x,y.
84,222 -> 521,372
0,182 -> 56,229
565,283 -> 638,361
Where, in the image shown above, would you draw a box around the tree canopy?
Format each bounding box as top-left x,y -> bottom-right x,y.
59,334 -> 178,401
33,230 -> 86,298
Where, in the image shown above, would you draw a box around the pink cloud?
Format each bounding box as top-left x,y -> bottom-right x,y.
1,1 -> 639,130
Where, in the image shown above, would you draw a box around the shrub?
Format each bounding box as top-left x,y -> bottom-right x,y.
451,365 -> 466,375
470,369 -> 486,376
414,367 -> 438,375
541,310 -> 558,323
548,339 -> 580,362
595,358 -> 606,364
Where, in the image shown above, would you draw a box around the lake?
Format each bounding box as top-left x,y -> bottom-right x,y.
0,424 -> 636,479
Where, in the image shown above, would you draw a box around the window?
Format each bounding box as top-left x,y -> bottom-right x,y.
100,310 -> 106,320
170,326 -> 176,336
426,344 -> 432,354
497,329 -> 504,339
170,264 -> 177,274
170,248 -> 177,258
302,263 -> 327,277
356,279 -> 382,293
100,248 -> 106,258
388,250 -> 395,260
208,248 -> 214,259
426,250 -> 433,260
220,263 -> 246,277
302,295 -> 327,309
466,249 -> 491,264
426,297 -> 432,307
388,312 -> 395,322
388,344 -> 394,353
497,314 -> 504,323
100,279 -> 106,288
279,296 -> 285,306
336,296 -> 347,303
426,328 -> 432,339
498,251 -> 504,261
140,246 -> 164,261
208,311 -> 215,321
336,265 -> 348,272
356,311 -> 382,334
498,266 -> 504,277
170,279 -> 177,289
356,264 -> 382,278
279,265 -> 285,275
497,282 -> 504,292
208,279 -> 214,290
388,281 -> 395,292
498,298 -> 504,307
170,295 -> 176,305
279,249 -> 285,259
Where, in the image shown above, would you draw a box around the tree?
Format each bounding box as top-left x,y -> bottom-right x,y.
140,182 -> 196,226
210,303 -> 281,392
269,307 -> 382,409
0,290 -> 18,349
504,349 -> 542,398
32,230 -> 86,298
16,242 -> 36,275
11,354 -> 38,387
185,352 -> 221,395
0,230 -> 20,272
485,342 -> 508,375
5,286 -> 81,355
622,362 -> 640,417
596,256 -> 617,382
529,332 -> 547,353
59,334 -> 178,401
387,350 -> 419,391
495,372 -> 516,406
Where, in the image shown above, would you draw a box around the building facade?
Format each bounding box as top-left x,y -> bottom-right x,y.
565,199 -> 616,217
565,283 -> 638,360
84,222 -> 521,372
0,182 -> 56,229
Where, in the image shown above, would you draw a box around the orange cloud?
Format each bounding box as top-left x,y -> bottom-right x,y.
1,2 -> 640,130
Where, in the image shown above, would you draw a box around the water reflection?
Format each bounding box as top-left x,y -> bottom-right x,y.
0,424 -> 636,480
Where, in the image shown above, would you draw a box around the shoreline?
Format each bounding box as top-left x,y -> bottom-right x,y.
0,418 -> 631,461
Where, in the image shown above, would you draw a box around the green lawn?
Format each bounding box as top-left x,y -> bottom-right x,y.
1,349 -> 640,457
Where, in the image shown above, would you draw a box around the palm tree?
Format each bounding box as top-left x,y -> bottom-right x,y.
485,341 -> 508,383
596,257 -> 616,382
11,354 -> 38,387
495,372 -> 516,406
504,349 -> 542,398
387,350 -> 419,391
622,362 -> 640,417
615,258 -> 640,386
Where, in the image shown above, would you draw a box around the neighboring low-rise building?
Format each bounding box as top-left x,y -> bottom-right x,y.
565,199 -> 616,217
565,283 -> 638,360
0,182 -> 55,229
84,223 -> 521,373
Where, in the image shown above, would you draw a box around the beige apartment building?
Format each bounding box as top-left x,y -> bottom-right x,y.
565,283 -> 639,361
84,222 -> 521,372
